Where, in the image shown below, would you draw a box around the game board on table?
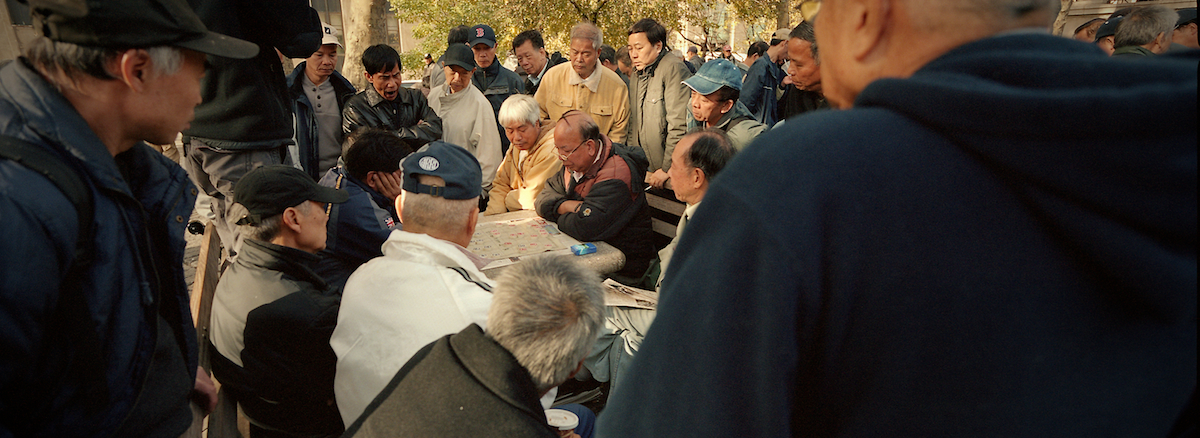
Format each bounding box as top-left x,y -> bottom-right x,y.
468,216 -> 576,261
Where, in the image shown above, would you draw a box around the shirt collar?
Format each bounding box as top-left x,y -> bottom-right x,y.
567,63 -> 601,92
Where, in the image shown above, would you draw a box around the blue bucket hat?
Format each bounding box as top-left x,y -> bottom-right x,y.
682,59 -> 743,95
401,141 -> 482,200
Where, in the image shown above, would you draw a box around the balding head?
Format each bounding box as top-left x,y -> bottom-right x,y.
398,174 -> 479,247
553,110 -> 604,173
814,0 -> 1056,108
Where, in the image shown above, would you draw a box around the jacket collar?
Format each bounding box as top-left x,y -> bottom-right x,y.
288,62 -> 355,100
364,81 -> 413,107
239,238 -> 328,289
450,324 -> 547,421
577,134 -> 614,181
637,46 -> 672,78
381,230 -> 494,275
712,100 -> 754,130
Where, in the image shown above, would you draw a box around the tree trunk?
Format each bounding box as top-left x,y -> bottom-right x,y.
776,0 -> 790,30
1052,0 -> 1074,36
341,0 -> 391,90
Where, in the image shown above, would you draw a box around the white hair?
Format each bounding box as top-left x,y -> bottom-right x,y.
25,37 -> 183,87
400,191 -> 477,234
487,256 -> 605,394
570,22 -> 603,50
498,94 -> 541,127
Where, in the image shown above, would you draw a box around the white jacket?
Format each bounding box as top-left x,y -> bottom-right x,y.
428,84 -> 503,193
330,230 -> 494,427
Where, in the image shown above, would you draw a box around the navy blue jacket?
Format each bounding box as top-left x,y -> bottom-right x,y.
1,59 -> 199,437
599,35 -> 1197,437
314,166 -> 398,290
738,56 -> 785,127
287,62 -> 356,180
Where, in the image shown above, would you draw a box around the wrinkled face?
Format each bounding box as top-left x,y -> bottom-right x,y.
305,44 -> 338,81
295,200 -> 330,253
627,32 -> 663,71
787,38 -> 821,92
473,42 -> 496,69
514,40 -> 548,76
367,64 -> 402,101
504,120 -> 540,151
142,48 -> 206,145
667,136 -> 699,203
446,65 -> 474,93
569,38 -> 598,79
689,89 -> 730,126
553,123 -> 596,173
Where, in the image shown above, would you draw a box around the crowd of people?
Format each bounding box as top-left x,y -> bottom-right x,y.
0,0 -> 1195,436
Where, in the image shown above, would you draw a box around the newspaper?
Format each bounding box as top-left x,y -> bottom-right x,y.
603,279 -> 658,310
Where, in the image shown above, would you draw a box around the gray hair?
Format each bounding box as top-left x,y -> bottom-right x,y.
570,22 -> 603,51
487,256 -> 605,394
25,37 -> 183,88
1114,5 -> 1178,48
239,201 -> 314,242
498,94 -> 541,128
400,191 -> 477,234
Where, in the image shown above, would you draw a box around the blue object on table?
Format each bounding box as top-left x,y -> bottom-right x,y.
571,243 -> 597,256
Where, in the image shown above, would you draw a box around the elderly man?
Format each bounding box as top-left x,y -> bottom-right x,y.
1112,5 -> 1178,56
514,29 -> 567,96
536,22 -> 630,144
739,28 -> 790,127
600,0 -> 1196,435
343,44 -> 443,149
778,21 -> 830,122
584,130 -> 736,395
428,44 -> 504,204
682,60 -> 766,150
209,165 -> 349,438
1173,8 -> 1198,50
428,26 -> 471,90
288,22 -> 357,180
332,142 -> 494,427
626,18 -> 693,190
343,256 -> 604,437
315,129 -> 414,289
1073,18 -> 1105,43
0,0 -> 258,435
470,24 -> 526,154
485,95 -> 562,215
1093,15 -> 1124,55
536,111 -> 655,287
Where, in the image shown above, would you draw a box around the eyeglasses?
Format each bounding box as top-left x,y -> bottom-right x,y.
557,138 -> 590,161
798,0 -> 820,22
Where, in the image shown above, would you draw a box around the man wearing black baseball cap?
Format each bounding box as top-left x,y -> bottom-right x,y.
1171,7 -> 1198,50
209,165 -> 349,437
428,43 -> 503,206
331,141 -> 496,426
0,0 -> 257,436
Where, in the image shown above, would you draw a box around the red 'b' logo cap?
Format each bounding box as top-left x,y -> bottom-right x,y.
476,28 -> 484,37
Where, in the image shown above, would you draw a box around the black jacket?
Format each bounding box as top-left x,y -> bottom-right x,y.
287,63 -> 357,180
209,239 -> 343,437
342,86 -> 443,151
524,52 -> 567,96
183,0 -> 322,149
344,324 -> 557,438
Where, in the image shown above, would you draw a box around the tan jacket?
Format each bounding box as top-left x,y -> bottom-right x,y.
535,63 -> 629,143
484,122 -> 561,215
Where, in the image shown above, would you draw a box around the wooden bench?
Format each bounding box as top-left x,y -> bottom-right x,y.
646,192 -> 685,239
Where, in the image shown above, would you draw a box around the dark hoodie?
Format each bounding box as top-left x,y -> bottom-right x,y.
599,34 -> 1197,437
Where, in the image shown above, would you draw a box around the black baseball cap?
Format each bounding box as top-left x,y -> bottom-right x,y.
1177,8 -> 1197,28
234,165 -> 349,226
27,0 -> 258,59
443,44 -> 476,71
469,24 -> 496,48
401,141 -> 482,200
1094,15 -> 1124,43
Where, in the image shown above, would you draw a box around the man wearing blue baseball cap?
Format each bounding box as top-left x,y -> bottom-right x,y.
0,0 -> 258,436
331,141 -> 495,427
682,59 -> 766,151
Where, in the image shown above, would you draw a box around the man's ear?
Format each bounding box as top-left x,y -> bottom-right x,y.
282,206 -> 303,233
466,205 -> 479,236
395,191 -> 405,225
849,0 -> 891,62
691,167 -> 706,188
363,71 -> 372,82
719,99 -> 735,114
364,171 -> 378,191
115,48 -> 152,91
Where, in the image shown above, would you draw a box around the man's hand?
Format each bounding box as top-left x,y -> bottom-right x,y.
371,170 -> 404,201
558,200 -> 584,216
646,169 -> 670,189
193,366 -> 218,414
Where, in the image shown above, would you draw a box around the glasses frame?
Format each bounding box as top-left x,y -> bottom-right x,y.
557,138 -> 591,161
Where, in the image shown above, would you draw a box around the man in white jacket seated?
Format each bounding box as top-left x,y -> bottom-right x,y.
427,43 -> 503,210
330,141 -> 494,427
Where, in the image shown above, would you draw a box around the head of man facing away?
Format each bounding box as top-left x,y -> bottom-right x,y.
809,0 -> 1058,108
396,141 -> 483,247
488,256 -> 606,396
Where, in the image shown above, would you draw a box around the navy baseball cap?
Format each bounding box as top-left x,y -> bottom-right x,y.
443,44 -> 476,71
234,165 -> 349,225
469,24 -> 496,48
27,0 -> 258,59
683,59 -> 743,95
1177,8 -> 1196,27
1094,15 -> 1124,42
401,141 -> 482,200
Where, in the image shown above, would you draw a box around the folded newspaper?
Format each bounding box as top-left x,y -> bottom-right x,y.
603,279 -> 658,310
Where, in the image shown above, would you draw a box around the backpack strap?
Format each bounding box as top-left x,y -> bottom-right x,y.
0,135 -> 107,407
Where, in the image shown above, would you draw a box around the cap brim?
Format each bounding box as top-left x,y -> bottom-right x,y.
445,60 -> 476,71
683,76 -> 722,95
175,31 -> 259,59
469,38 -> 496,48
312,186 -> 350,204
